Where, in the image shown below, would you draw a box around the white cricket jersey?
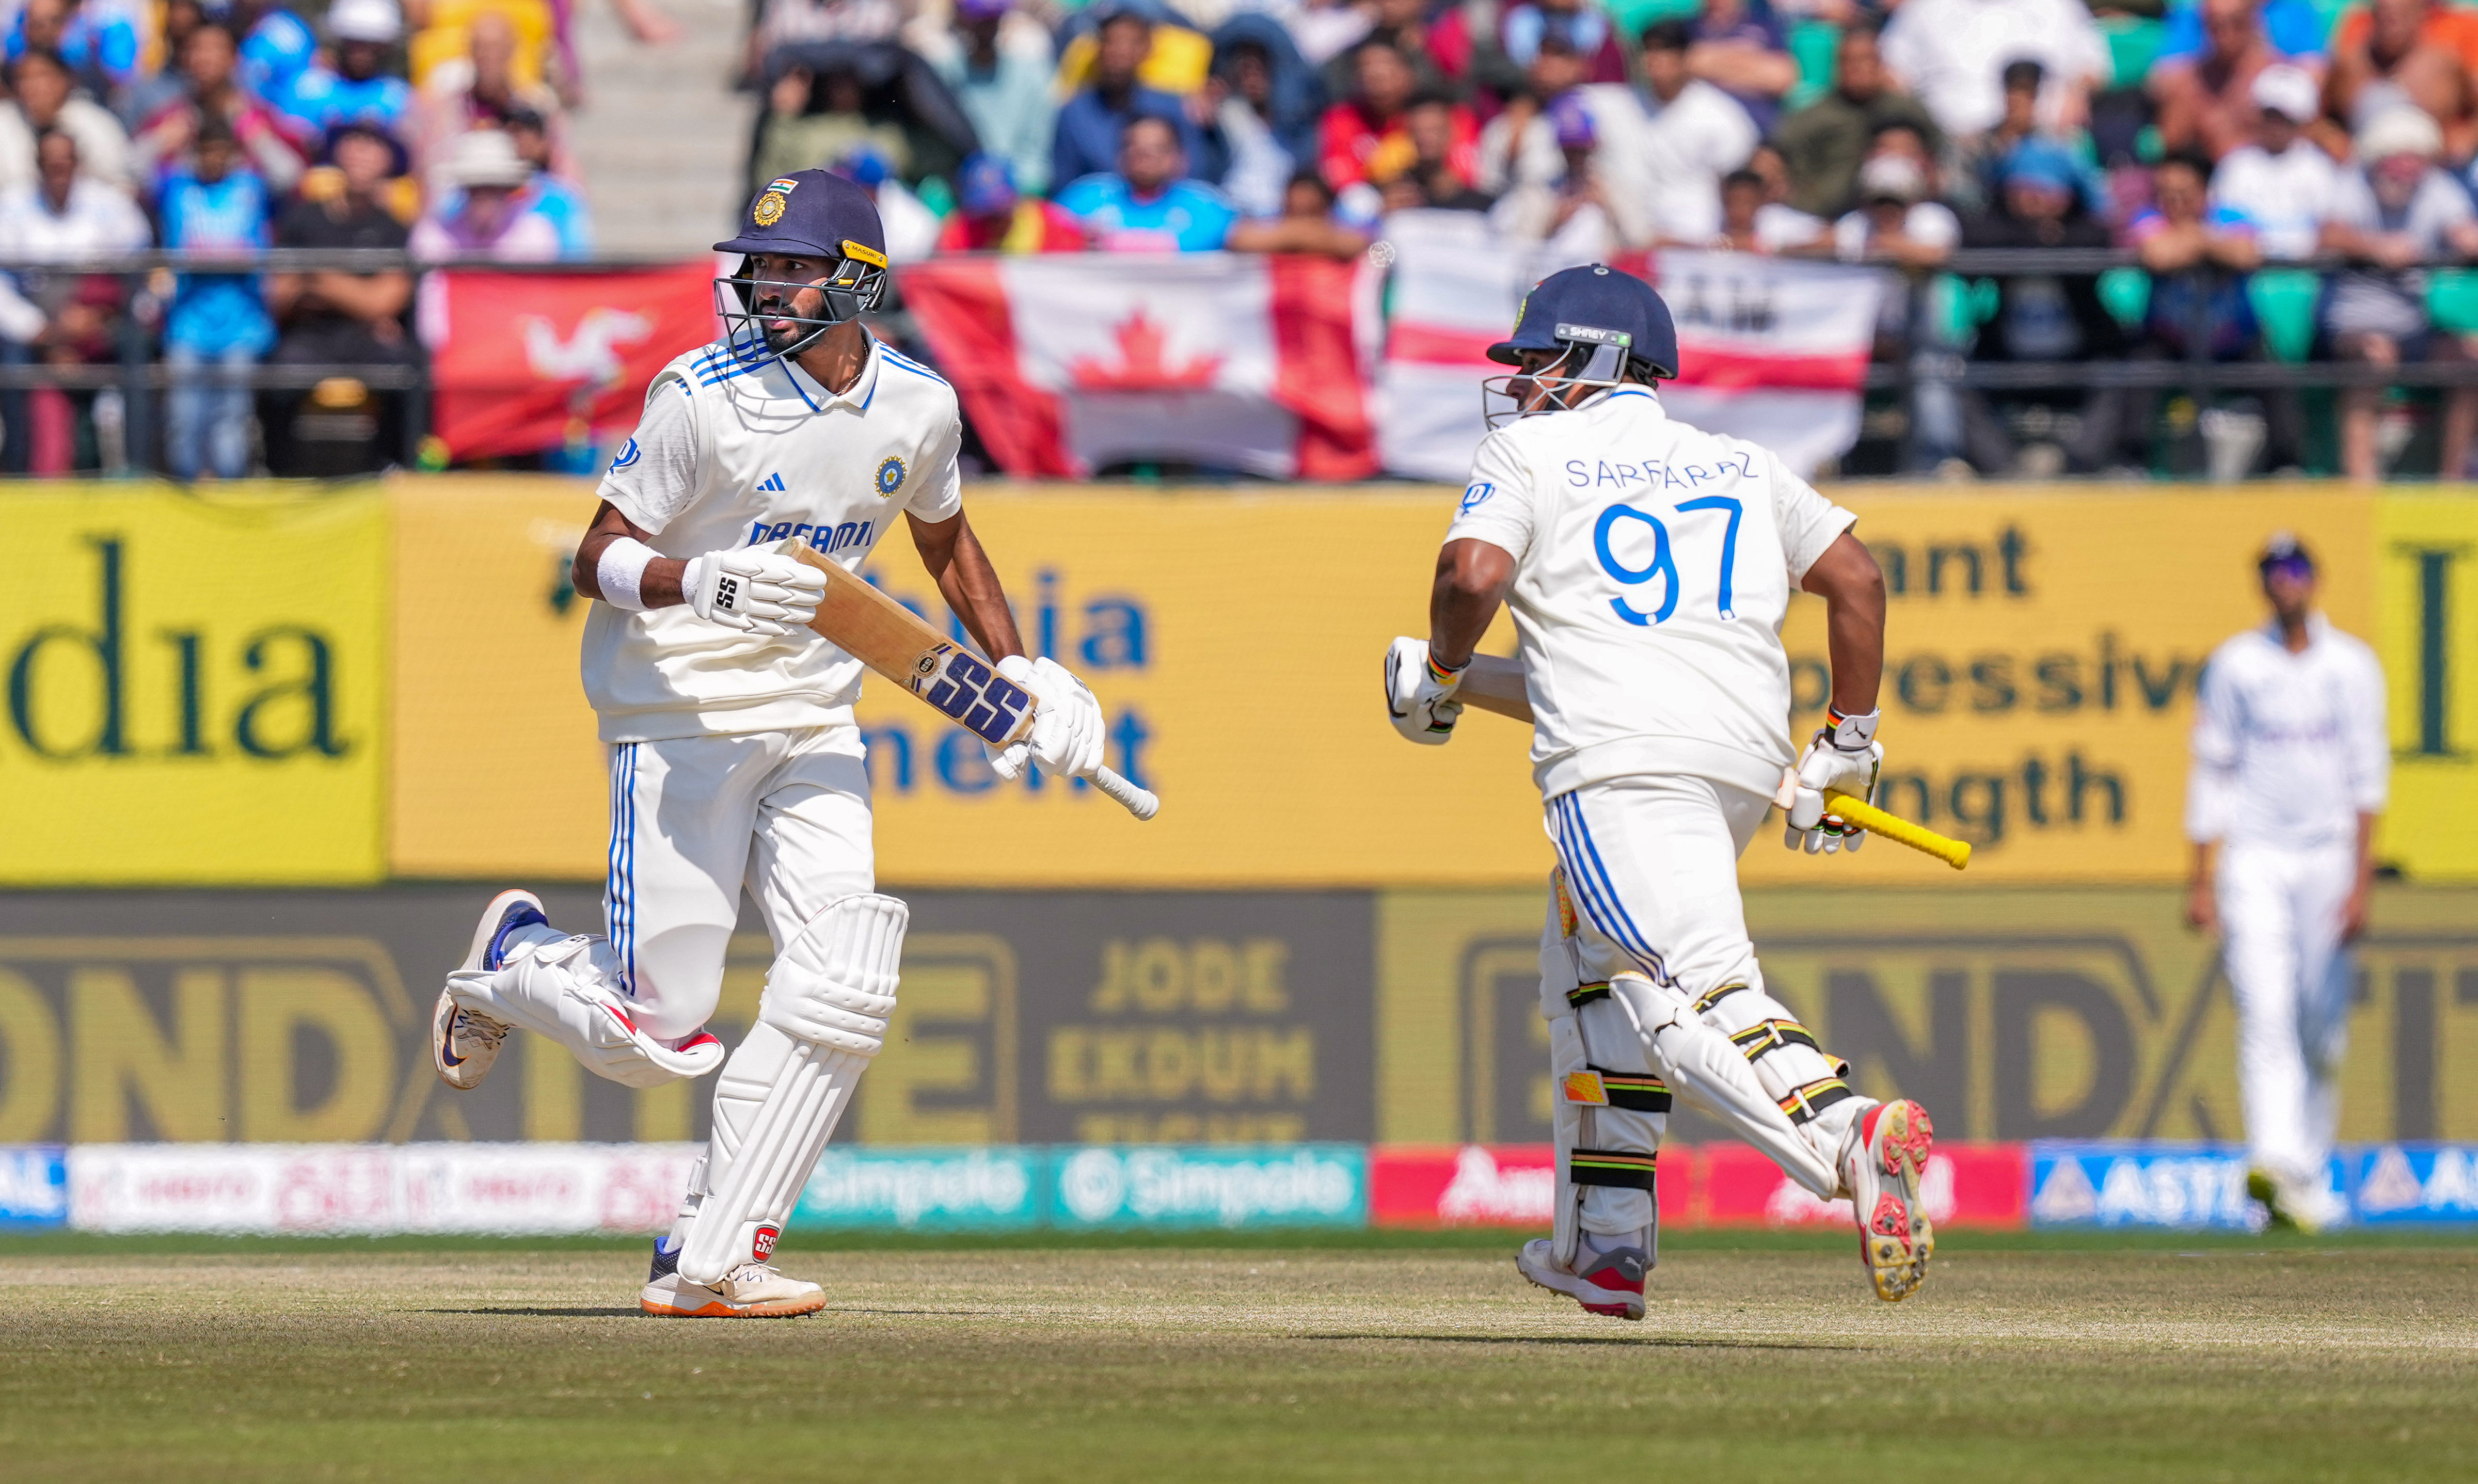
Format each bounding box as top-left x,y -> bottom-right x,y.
1446,387 -> 1857,800
2185,614 -> 2389,850
582,334 -> 964,743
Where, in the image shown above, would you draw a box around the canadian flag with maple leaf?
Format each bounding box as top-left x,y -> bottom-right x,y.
1374,211 -> 1883,481
896,253 -> 1378,480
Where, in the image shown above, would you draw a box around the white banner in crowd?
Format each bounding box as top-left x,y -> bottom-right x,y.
1376,213 -> 1882,480
68,1143 -> 698,1235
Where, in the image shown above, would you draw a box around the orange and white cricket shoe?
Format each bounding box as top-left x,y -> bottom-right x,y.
639,1238 -> 825,1318
431,889 -> 548,1091
1843,1098 -> 1935,1302
1515,1238 -> 1648,1321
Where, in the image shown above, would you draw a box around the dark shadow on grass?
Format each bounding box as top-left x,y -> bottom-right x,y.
417,1306 -> 646,1317
1296,1332 -> 1862,1351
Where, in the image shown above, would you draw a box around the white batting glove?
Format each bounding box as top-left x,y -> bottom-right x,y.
1784,709 -> 1883,856
680,549 -> 827,636
1383,636 -> 1464,745
986,655 -> 1105,781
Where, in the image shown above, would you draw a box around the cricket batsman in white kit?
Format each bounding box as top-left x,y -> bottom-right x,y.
427,170 -> 1115,1317
1384,265 -> 1936,1315
2186,534 -> 2388,1233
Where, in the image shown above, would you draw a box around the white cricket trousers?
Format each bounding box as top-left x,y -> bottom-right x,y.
2217,840 -> 2357,1186
599,725 -> 875,1040
1544,773 -> 1772,995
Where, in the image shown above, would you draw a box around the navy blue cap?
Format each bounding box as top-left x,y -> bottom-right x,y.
2259,531 -> 2315,573
1488,263 -> 1678,380
714,168 -> 887,265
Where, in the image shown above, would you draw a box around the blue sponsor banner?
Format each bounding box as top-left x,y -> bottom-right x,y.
0,1145 -> 67,1229
789,1146 -> 1045,1231
2029,1143 -> 2270,1230
1051,1144 -> 1367,1229
2343,1145 -> 2478,1225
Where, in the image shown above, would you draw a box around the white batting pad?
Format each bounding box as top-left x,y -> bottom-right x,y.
1611,974 -> 1839,1199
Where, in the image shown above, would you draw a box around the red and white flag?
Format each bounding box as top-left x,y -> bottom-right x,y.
1375,213 -> 1880,480
422,264 -> 719,461
898,253 -> 1377,480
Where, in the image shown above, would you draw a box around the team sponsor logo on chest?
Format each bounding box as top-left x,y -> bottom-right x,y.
748,515 -> 874,553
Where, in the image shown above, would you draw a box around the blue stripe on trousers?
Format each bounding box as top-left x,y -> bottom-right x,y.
1549,792 -> 1671,984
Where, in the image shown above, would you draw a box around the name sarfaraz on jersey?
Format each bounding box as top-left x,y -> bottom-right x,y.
1565,452 -> 1758,490
745,517 -> 875,553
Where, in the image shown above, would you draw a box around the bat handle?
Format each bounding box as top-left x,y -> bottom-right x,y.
1822,788 -> 1971,870
1092,764 -> 1159,821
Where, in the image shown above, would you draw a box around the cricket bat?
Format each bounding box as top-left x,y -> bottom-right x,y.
1452,655 -> 1967,869
788,545 -> 1158,820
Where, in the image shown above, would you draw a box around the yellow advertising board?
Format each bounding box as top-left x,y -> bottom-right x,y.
0,486 -> 386,884
390,480 -> 2388,888
2376,494 -> 2478,881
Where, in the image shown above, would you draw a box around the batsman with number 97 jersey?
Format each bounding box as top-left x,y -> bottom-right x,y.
1385,264 -> 1939,1316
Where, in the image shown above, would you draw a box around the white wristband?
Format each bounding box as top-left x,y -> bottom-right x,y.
595,536 -> 659,611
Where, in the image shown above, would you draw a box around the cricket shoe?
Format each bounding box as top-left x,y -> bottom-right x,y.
2247,1167 -> 2344,1235
1515,1238 -> 1647,1321
431,889 -> 548,1091
640,1238 -> 825,1318
1843,1098 -> 1935,1302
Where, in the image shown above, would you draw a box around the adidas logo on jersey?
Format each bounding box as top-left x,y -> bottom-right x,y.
757,472 -> 787,492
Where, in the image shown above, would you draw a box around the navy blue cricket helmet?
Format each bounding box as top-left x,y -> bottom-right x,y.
713,169 -> 891,363
1489,263 -> 1678,378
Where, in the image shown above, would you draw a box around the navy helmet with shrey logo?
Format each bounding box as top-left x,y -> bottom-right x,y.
713,169 -> 891,364
1482,264 -> 1680,429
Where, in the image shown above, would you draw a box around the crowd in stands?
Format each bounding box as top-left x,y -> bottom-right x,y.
0,0 -> 629,476
772,0 -> 2478,478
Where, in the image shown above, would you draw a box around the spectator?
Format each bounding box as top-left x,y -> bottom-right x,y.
1745,141 -> 1826,249
1831,150 -> 1960,267
416,10 -> 569,182
0,49 -> 134,195
1322,37 -> 1472,191
115,0 -> 205,127
410,126 -> 558,261
1637,21 -> 1757,244
233,0 -> 317,108
1438,0 -> 1632,100
505,108 -> 590,256
1319,0 -> 1454,105
156,116 -> 273,481
1712,167 -> 1771,250
1473,32 -> 1592,197
935,151 -> 1086,251
0,128 -> 147,473
263,118 -> 412,476
1055,113 -> 1236,250
1951,59 -> 2105,215
1226,168 -> 1372,256
131,22 -> 307,194
1052,5 -> 1203,190
920,0 -> 1057,196
273,0 -> 414,146
1492,91 -> 1643,249
2319,106 -> 2478,482
1377,93 -> 1496,211
1198,15 -> 1324,218
1957,138 -> 2135,475
830,147 -> 942,263
753,61 -> 912,194
2152,0 -> 2291,161
1688,0 -> 1798,135
2127,151 -> 2301,472
6,0 -> 138,102
1775,23 -> 1944,219
2211,62 -> 2338,260
2157,0 -> 2330,63
1880,0 -> 2110,140
2326,0 -> 2478,154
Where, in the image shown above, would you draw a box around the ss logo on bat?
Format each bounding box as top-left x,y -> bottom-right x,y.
920,647 -> 1031,743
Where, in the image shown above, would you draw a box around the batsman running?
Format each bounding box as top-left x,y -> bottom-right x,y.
430,170 -> 1122,1317
1384,265 -> 1936,1315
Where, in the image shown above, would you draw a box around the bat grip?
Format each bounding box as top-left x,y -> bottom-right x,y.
1092,765 -> 1159,821
1822,788 -> 1971,870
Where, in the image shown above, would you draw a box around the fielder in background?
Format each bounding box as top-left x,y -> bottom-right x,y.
2186,534 -> 2389,1233
428,170 -> 1117,1317
1383,265 -> 1936,1316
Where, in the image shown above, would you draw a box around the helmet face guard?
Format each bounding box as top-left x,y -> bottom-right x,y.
713,242 -> 889,366
1481,329 -> 1635,429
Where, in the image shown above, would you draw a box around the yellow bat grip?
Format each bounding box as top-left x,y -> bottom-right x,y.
1822,789 -> 1973,871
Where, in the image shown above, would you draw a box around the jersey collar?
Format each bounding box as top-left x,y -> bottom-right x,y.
783,336 -> 883,414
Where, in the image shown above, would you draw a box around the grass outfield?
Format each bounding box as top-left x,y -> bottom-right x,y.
3,1231 -> 2471,1481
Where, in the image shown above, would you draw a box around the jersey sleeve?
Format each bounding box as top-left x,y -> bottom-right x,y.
1768,452 -> 1858,580
1441,430 -> 1538,561
597,372 -> 705,536
904,389 -> 965,523
2344,638 -> 2391,816
2184,646 -> 2241,843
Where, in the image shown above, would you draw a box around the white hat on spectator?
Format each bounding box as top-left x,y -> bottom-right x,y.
2250,63 -> 2320,125
2358,105 -> 2443,163
329,0 -> 404,43
1857,152 -> 1928,204
439,127 -> 534,190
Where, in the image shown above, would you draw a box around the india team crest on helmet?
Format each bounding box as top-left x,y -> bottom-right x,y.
753,194 -> 786,227
875,455 -> 907,497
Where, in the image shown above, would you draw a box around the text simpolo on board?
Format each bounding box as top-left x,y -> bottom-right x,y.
0,488 -> 386,884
